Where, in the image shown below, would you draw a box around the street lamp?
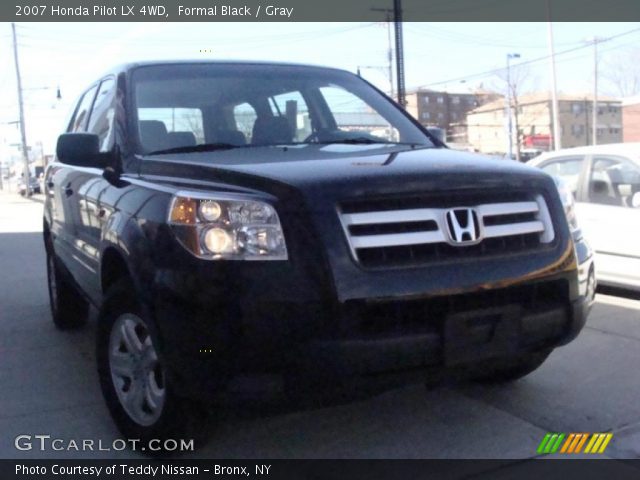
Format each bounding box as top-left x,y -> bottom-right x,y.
506,53 -> 520,160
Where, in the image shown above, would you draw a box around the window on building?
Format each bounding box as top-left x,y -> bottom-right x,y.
571,124 -> 585,136
437,96 -> 444,104
437,112 -> 444,120
422,96 -> 430,105
572,103 -> 583,115
452,96 -> 460,104
422,112 -> 431,120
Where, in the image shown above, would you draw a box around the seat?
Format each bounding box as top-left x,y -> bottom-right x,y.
215,129 -> 246,146
251,116 -> 293,145
590,175 -> 621,206
139,120 -> 169,152
167,131 -> 196,149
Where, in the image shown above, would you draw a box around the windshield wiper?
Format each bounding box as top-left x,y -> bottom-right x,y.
146,143 -> 241,155
314,137 -> 389,145
312,138 -> 429,147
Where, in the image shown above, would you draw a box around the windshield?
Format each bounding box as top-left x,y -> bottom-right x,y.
131,63 -> 434,155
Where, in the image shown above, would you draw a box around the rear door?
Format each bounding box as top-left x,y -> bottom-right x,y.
580,155 -> 640,288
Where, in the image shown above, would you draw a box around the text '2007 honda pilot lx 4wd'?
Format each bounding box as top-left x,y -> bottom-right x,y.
44,61 -> 595,443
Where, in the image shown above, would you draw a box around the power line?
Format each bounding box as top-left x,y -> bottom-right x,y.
412,27 -> 640,90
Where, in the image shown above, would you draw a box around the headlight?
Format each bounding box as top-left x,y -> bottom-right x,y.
552,176 -> 580,236
168,192 -> 288,260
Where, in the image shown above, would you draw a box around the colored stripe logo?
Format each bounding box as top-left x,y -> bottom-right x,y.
537,433 -> 613,454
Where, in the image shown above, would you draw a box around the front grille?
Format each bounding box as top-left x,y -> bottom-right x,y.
339,190 -> 555,268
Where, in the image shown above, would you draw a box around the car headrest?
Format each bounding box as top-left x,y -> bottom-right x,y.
252,116 -> 293,145
167,131 -> 197,149
215,130 -> 246,146
139,120 -> 169,152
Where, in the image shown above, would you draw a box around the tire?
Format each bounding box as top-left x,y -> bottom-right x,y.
467,349 -> 552,383
46,246 -> 89,330
97,279 -> 207,451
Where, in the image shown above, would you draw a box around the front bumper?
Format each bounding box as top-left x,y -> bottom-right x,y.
149,227 -> 594,397
154,275 -> 592,398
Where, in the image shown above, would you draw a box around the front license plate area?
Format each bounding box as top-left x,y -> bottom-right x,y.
444,305 -> 521,366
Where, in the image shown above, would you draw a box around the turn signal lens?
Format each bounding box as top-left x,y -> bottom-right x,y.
169,197 -> 197,224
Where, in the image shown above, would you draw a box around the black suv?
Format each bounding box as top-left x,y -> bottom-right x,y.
44,61 -> 594,443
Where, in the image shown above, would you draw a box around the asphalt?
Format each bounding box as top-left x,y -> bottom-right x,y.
0,190 -> 638,466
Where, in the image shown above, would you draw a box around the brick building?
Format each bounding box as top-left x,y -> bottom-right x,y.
466,93 -> 623,155
405,90 -> 501,143
622,95 -> 640,142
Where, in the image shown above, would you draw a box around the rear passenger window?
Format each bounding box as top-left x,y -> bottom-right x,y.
69,85 -> 98,133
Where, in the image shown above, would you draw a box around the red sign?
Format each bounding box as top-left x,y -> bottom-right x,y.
523,134 -> 551,148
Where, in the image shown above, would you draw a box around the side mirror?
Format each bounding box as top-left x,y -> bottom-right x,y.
56,133 -> 104,167
632,192 -> 640,208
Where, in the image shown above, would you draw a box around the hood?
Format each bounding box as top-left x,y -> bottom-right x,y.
138,144 -> 555,199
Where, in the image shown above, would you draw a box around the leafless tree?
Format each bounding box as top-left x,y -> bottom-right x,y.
492,64 -> 538,161
177,111 -> 205,143
601,48 -> 640,98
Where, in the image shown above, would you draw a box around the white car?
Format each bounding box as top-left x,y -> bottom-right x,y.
529,143 -> 640,291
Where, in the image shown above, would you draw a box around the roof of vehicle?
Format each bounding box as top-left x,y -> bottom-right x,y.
106,60 -> 352,76
529,143 -> 640,166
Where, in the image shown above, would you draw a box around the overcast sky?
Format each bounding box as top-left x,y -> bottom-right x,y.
1,21 -> 639,154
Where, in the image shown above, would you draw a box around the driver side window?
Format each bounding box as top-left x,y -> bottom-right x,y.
540,156 -> 584,197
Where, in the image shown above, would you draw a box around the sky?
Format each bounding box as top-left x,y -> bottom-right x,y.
1,21 -> 639,155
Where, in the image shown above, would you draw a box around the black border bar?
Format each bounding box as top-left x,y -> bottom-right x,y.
4,459 -> 640,480
4,0 -> 640,22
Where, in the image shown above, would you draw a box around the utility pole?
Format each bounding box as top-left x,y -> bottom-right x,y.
546,1 -> 561,151
506,53 -> 520,160
393,0 -> 406,107
385,14 -> 394,100
11,23 -> 30,194
592,37 -> 599,146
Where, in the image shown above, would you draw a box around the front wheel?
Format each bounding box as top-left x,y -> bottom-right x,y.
97,279 -> 207,450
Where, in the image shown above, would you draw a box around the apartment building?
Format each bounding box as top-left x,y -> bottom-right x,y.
466,93 -> 623,155
622,95 -> 640,142
405,89 -> 500,142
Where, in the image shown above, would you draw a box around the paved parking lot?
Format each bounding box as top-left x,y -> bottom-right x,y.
0,190 -> 639,462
